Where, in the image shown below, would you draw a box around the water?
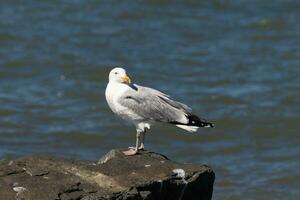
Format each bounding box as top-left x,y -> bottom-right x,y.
0,0 -> 300,199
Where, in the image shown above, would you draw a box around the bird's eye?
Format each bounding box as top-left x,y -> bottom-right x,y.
114,72 -> 118,75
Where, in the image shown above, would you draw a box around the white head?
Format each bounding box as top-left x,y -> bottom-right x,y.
108,67 -> 131,84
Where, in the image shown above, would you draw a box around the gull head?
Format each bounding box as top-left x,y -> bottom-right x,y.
109,67 -> 131,84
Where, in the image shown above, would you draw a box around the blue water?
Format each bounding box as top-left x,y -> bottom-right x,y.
0,1 -> 300,199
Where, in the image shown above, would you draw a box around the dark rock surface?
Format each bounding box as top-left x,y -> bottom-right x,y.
0,149 -> 215,200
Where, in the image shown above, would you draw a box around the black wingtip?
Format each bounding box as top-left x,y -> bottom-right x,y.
186,114 -> 215,128
169,114 -> 215,128
205,122 -> 215,128
198,121 -> 214,128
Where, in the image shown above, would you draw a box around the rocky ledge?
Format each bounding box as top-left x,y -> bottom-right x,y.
0,149 -> 215,200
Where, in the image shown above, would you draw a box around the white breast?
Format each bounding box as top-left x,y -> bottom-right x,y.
105,82 -> 146,126
105,82 -> 127,113
105,82 -> 153,131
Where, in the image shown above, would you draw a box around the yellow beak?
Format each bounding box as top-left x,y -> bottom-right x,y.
122,75 -> 131,84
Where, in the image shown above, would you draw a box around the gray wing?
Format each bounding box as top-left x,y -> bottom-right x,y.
117,85 -> 191,123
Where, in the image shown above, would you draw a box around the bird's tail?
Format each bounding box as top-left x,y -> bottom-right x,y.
176,125 -> 199,132
186,114 -> 214,128
175,114 -> 214,132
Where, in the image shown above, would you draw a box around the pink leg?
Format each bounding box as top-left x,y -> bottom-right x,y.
128,146 -> 144,150
122,130 -> 141,156
139,131 -> 145,150
127,132 -> 145,150
122,148 -> 138,156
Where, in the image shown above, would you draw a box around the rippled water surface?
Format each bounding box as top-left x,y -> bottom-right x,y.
1,0 -> 300,199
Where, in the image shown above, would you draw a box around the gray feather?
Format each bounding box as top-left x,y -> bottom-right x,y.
118,85 -> 191,123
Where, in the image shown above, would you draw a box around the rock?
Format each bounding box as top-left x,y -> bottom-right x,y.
0,149 -> 215,200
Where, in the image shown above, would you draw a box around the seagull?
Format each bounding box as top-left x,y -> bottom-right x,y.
105,67 -> 214,156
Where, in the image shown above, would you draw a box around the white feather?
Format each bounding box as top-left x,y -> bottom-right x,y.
176,125 -> 199,133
